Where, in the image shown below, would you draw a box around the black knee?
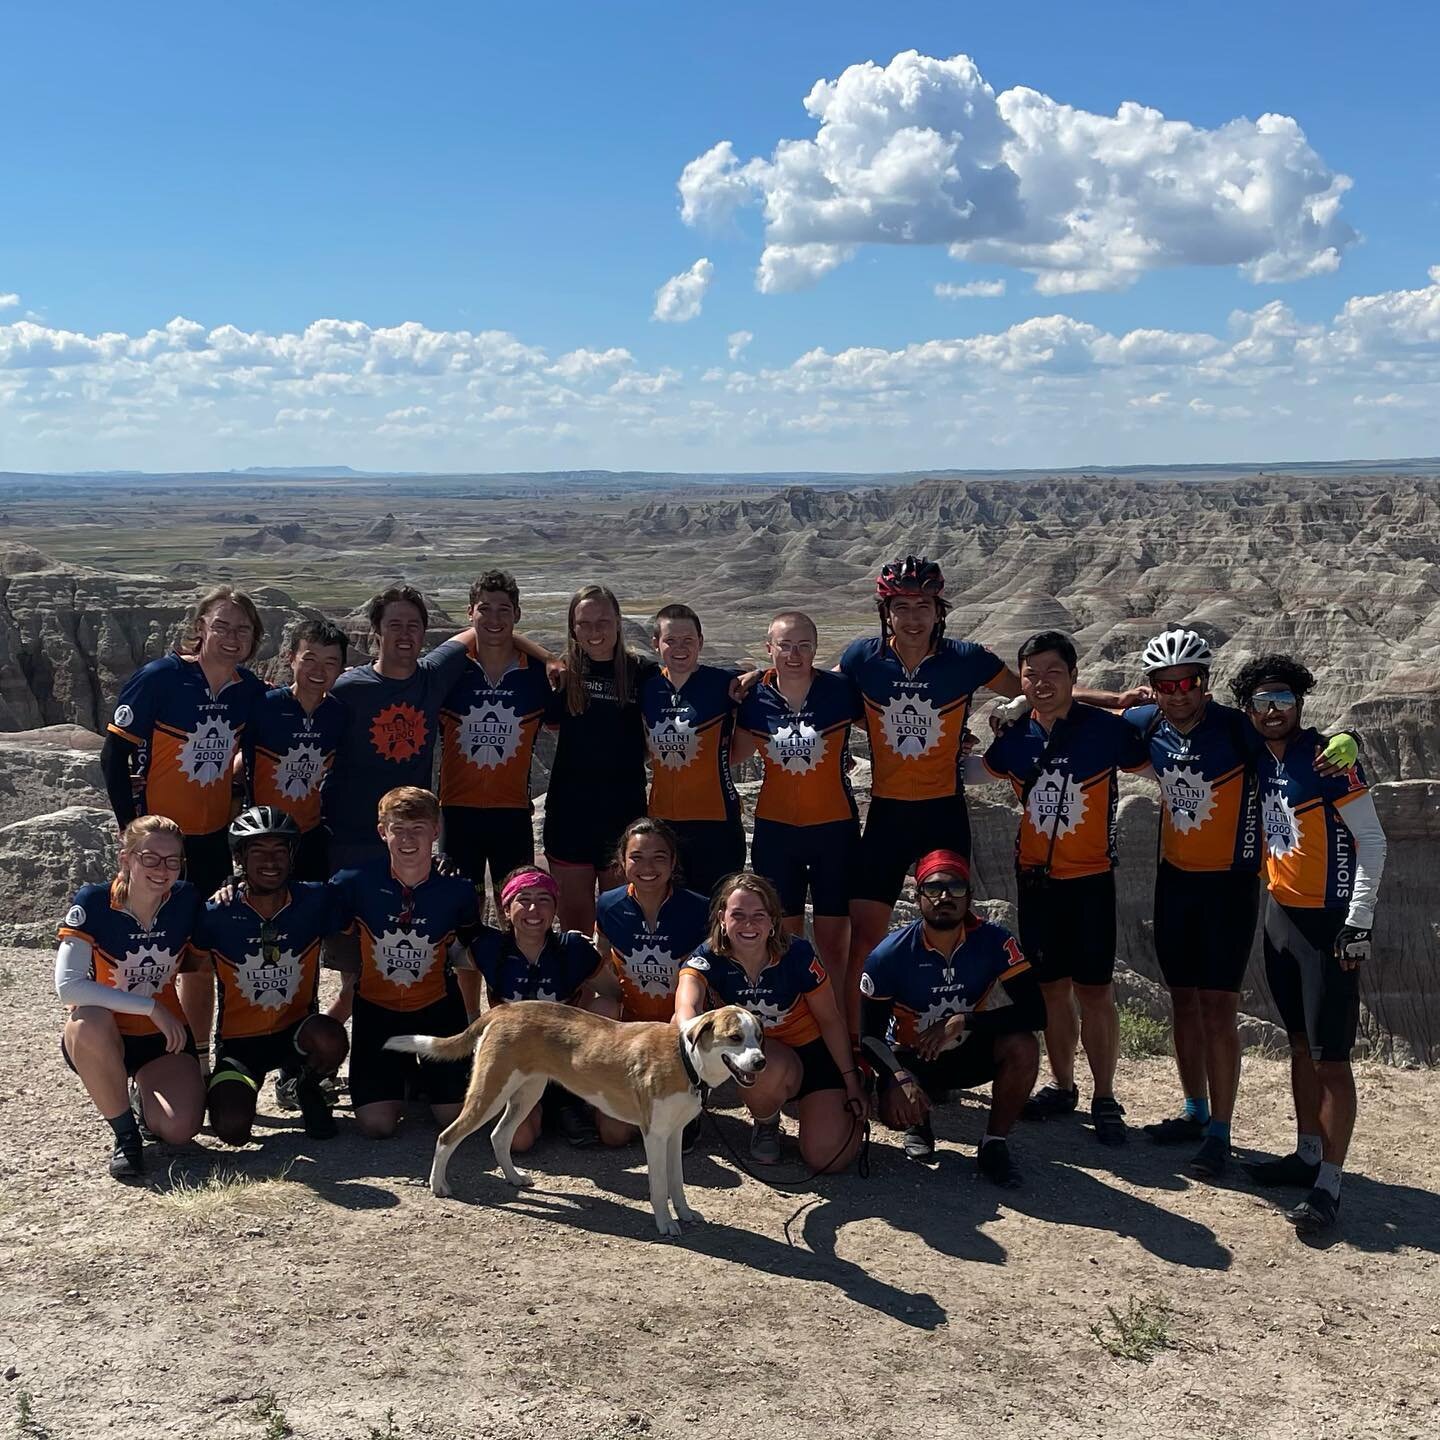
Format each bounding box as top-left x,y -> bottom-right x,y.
295,1014 -> 349,1075
208,1090 -> 257,1146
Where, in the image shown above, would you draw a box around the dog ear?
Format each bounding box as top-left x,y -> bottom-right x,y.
689,1010 -> 719,1049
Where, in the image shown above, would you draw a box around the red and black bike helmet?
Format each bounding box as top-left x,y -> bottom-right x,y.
875,554 -> 946,600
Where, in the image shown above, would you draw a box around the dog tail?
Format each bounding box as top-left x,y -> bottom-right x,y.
383,1011 -> 494,1062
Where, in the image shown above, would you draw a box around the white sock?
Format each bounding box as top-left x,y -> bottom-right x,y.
1297,1133 -> 1323,1165
1316,1161 -> 1343,1199
981,1133 -> 1005,1148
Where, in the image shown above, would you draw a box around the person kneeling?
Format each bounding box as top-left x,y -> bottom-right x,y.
196,807 -> 350,1145
675,872 -> 865,1173
859,850 -> 1044,1188
469,866 -> 619,1151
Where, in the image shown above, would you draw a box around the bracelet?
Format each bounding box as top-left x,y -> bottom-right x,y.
842,1068 -> 859,1076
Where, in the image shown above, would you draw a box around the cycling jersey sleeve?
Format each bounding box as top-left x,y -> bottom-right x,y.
858,995 -> 905,1078
54,936 -> 157,1015
964,963 -> 1046,1039
1336,790 -> 1387,928
99,732 -> 140,827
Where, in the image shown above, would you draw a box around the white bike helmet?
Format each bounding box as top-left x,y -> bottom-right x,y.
1141,627 -> 1212,674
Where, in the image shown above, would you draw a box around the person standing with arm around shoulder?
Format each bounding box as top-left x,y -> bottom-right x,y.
56,816 -> 205,1179
1232,655 -> 1386,1239
99,585 -> 269,1074
977,632 -> 1151,1148
674,873 -> 865,1173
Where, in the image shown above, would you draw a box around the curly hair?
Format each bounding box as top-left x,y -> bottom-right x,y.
1228,654 -> 1316,708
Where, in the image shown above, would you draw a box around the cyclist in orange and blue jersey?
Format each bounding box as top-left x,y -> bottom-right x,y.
676,873 -> 864,1172
101,585 -> 269,1067
737,610 -> 863,988
1231,655 -> 1386,1239
640,604 -> 745,896
979,631 -> 1150,1147
438,570 -> 551,899
245,619 -> 350,883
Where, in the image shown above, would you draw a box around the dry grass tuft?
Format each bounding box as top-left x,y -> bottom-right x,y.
154,1162 -> 304,1231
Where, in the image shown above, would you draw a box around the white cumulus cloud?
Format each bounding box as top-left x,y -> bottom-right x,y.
0,293 -> 18,311
653,258 -> 714,323
680,50 -> 1356,295
727,329 -> 754,359
936,280 -> 1006,299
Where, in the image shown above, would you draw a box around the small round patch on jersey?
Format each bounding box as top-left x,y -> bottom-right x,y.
64,904 -> 87,928
686,955 -> 710,972
113,704 -> 134,729
859,970 -> 875,997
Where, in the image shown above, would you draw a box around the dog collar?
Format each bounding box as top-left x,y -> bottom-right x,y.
677,1030 -> 704,1093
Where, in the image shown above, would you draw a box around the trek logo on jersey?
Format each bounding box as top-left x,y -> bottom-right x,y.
624,943 -> 681,997
179,718 -> 237,784
1261,790 -> 1300,858
274,743 -> 325,801
1159,765 -> 1216,834
457,700 -> 522,770
879,690 -> 941,757
1026,769 -> 1086,837
118,943 -> 180,995
371,704 -> 426,762
373,928 -> 434,987
767,721 -> 823,774
649,715 -> 699,770
236,949 -> 303,1009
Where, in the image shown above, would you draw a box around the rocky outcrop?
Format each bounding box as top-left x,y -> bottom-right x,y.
0,805 -> 118,947
0,728 -> 106,828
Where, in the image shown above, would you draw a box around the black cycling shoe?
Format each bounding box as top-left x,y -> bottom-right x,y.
1022,1083 -> 1079,1121
1245,1153 -> 1321,1188
129,1079 -> 155,1144
1190,1134 -> 1230,1178
556,1101 -> 599,1148
1286,1187 -> 1340,1238
903,1119 -> 936,1161
1143,1114 -> 1205,1145
681,1116 -> 702,1155
109,1140 -> 145,1182
297,1077 -> 338,1140
1091,1096 -> 1128,1146
976,1139 -> 1022,1189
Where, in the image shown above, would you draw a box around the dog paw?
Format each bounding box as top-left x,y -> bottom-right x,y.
431,1180 -> 453,1199
675,1206 -> 703,1226
655,1216 -> 683,1238
509,1170 -> 536,1189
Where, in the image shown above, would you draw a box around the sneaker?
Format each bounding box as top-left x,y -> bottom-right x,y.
682,1115 -> 702,1155
128,1080 -> 155,1143
555,1101 -> 598,1149
1143,1114 -> 1205,1145
976,1139 -> 1022,1189
903,1119 -> 936,1161
1022,1083 -> 1079,1121
1091,1096 -> 1128,1147
274,1075 -> 302,1113
297,1077 -> 337,1141
1286,1186 -> 1340,1238
108,1139 -> 145,1181
1190,1134 -> 1230,1178
1245,1153 -> 1321,1189
749,1114 -> 782,1165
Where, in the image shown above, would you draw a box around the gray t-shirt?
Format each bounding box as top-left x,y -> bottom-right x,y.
324,639 -> 469,848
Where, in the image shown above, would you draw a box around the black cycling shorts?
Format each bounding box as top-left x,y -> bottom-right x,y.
62,1025 -> 198,1078
1153,863 -> 1261,993
852,795 -> 972,907
751,816 -> 859,918
211,1021 -> 306,1088
786,1036 -> 846,1099
1017,869 -> 1117,987
291,827 -> 330,885
350,982 -> 471,1109
543,794 -> 646,871
1262,900 -> 1357,1063
665,818 -> 747,899
442,805 -> 535,893
183,829 -> 233,902
883,1033 -> 1006,1096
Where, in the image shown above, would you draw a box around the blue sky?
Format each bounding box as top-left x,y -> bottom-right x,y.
2,2 -> 1438,472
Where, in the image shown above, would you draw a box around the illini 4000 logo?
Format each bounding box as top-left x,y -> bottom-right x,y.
236,949 -> 303,1010
274,742 -> 325,800
879,691 -> 942,757
1026,769 -> 1087,838
458,699 -> 522,771
767,720 -> 824,774
649,715 -> 699,770
179,717 -> 237,784
1159,765 -> 1216,834
371,704 -> 427,762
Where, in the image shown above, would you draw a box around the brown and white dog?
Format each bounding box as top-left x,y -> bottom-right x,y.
384,1001 -> 766,1236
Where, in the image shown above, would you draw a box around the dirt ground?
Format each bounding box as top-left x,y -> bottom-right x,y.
3,947 -> 1438,1440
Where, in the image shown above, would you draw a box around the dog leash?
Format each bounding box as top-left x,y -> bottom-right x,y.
699,1092 -> 871,1188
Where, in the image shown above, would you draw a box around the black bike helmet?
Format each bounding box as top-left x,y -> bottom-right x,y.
228,805 -> 302,857
876,555 -> 946,599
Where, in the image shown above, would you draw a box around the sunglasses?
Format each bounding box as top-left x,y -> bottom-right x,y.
259,920 -> 282,967
1152,674 -> 1206,696
135,852 -> 184,872
1248,690 -> 1298,713
918,880 -> 969,900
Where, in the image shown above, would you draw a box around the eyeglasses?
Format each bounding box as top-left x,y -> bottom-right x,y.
918,880 -> 969,901
1248,690 -> 1297,712
205,619 -> 254,640
1152,674 -> 1206,696
135,852 -> 184,872
773,642 -> 816,656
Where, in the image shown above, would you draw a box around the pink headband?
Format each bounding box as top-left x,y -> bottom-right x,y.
500,868 -> 559,910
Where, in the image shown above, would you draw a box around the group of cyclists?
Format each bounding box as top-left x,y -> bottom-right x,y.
54,553 -> 1387,1240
